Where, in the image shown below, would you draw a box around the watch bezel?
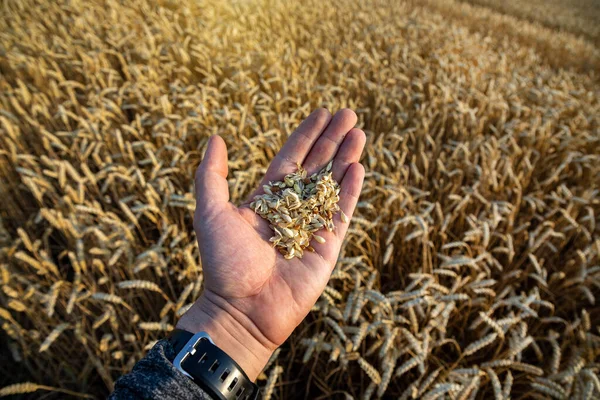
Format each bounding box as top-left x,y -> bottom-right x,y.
172,331 -> 215,379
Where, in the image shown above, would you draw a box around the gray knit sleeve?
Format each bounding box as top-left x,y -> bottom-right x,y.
109,339 -> 214,400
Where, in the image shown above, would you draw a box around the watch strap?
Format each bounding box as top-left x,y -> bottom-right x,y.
168,329 -> 259,400
169,329 -> 194,354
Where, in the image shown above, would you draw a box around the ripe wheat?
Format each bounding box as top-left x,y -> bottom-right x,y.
1,0 -> 599,398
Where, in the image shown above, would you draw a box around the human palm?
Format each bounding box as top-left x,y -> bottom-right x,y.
177,108 -> 366,379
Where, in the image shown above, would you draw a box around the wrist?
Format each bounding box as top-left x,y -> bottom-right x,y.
175,292 -> 275,381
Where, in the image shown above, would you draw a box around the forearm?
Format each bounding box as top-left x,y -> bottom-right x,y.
109,340 -> 213,400
110,293 -> 275,399
176,293 -> 276,381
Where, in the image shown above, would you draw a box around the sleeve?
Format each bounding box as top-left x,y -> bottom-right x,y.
109,339 -> 215,400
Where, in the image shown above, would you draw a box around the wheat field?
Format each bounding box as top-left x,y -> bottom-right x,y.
0,0 -> 599,398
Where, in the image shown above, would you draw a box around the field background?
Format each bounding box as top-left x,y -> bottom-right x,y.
1,0 -> 599,398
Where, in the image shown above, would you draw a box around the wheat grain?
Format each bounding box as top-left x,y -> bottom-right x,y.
582,369 -> 600,394
263,366 -> 283,400
1,0 -> 599,397
138,322 -> 173,332
0,383 -> 44,397
484,368 -> 503,400
417,367 -> 443,396
117,280 -> 165,294
352,322 -> 369,351
362,382 -> 376,400
394,356 -> 420,378
531,382 -> 566,399
91,293 -> 131,310
463,333 -> 498,357
482,360 -> 544,376
377,355 -> 397,397
251,163 -> 340,259
506,335 -> 534,359
40,323 -> 69,353
358,357 -> 382,385
325,317 -> 348,343
533,378 -> 567,399
477,312 -> 505,340
422,383 -> 462,400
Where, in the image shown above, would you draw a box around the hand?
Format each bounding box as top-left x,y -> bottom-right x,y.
177,108 -> 366,380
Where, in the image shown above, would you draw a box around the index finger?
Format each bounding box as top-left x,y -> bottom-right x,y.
242,108 -> 332,205
309,162 -> 365,264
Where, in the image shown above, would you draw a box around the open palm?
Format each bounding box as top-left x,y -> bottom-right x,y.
177,108 -> 366,379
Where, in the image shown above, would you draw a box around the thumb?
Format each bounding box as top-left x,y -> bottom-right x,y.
194,135 -> 230,217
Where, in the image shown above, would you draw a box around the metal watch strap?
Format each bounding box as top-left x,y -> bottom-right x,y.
168,329 -> 259,400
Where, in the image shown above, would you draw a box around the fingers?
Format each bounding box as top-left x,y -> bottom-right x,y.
334,162 -> 365,239
310,162 -> 365,263
270,108 -> 332,173
195,136 -> 230,216
303,108 -> 357,175
243,108 -> 332,203
331,128 -> 366,183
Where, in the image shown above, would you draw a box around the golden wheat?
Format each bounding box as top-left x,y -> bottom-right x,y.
0,0 -> 599,398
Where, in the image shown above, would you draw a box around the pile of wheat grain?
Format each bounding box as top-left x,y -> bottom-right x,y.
0,0 -> 599,398
250,162 -> 342,259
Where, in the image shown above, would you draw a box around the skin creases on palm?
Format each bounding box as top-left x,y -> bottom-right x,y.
179,108 -> 365,377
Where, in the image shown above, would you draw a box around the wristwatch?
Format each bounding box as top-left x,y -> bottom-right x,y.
169,329 -> 260,400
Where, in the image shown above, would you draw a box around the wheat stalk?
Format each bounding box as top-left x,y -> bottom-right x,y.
1,0 -> 599,398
